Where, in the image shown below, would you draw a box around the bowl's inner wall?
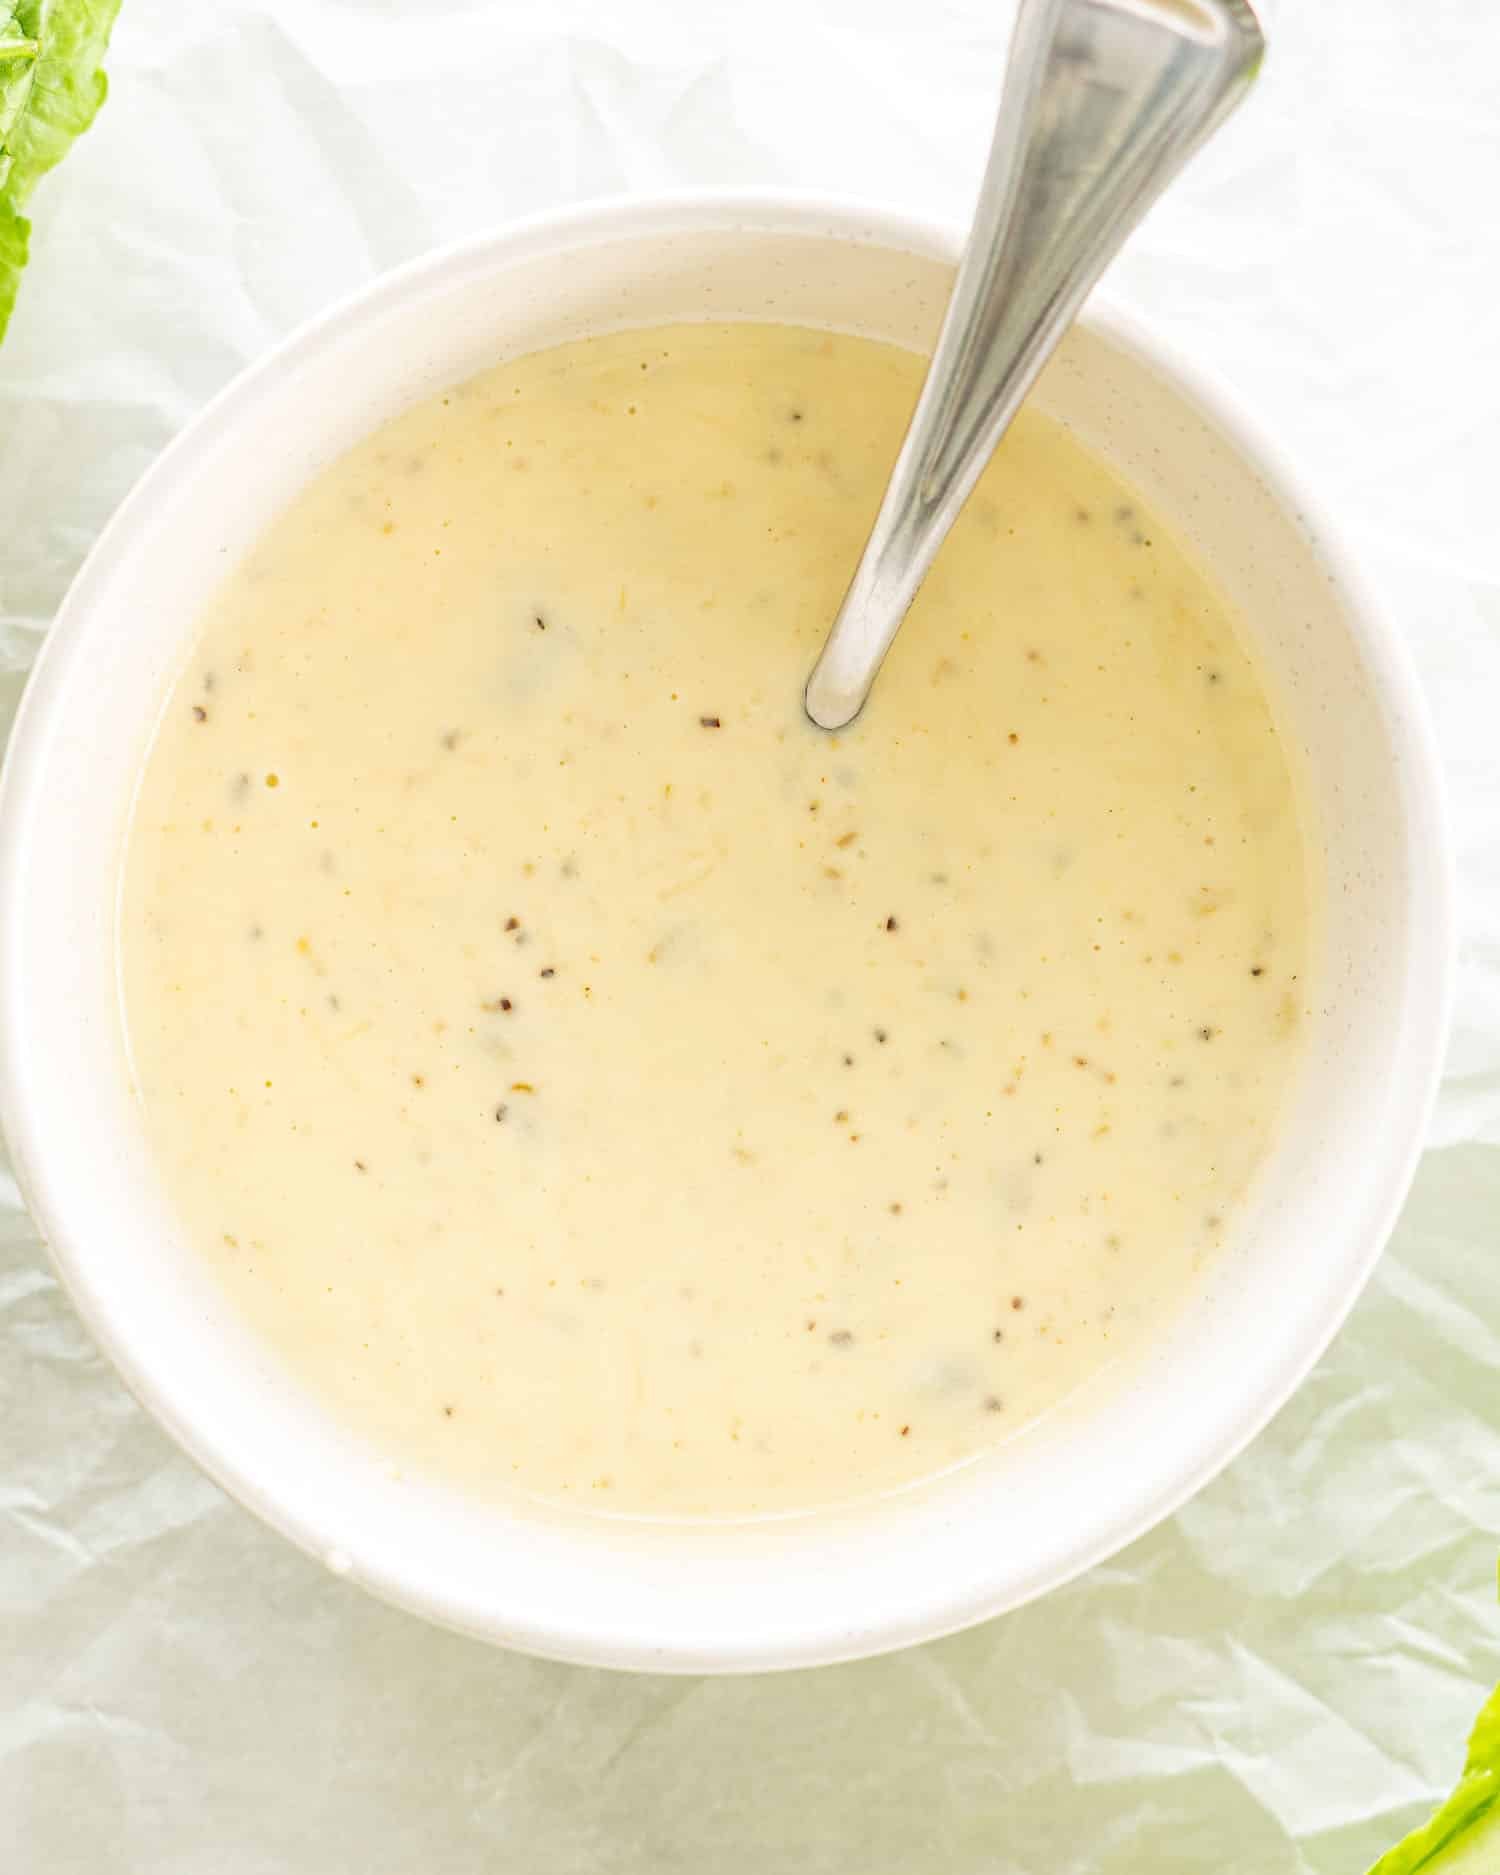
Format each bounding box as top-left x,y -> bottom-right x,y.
0,212 -> 1437,1669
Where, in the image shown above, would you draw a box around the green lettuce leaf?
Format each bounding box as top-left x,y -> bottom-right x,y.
0,0 -> 121,345
1369,1664 -> 1500,1872
0,9 -> 42,194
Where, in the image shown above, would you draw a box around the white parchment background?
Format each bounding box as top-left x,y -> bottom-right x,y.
3,1 -> 1499,1868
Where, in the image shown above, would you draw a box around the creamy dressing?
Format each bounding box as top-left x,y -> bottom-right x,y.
120,323 -> 1309,1517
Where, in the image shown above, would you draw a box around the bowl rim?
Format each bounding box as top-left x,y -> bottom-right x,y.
0,187 -> 1457,1670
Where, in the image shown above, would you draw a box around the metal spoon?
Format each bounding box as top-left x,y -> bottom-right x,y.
803,0 -> 1264,731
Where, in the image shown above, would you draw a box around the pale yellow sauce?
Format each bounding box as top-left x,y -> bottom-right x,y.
121,324 -> 1308,1517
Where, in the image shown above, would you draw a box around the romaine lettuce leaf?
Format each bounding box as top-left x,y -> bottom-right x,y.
0,8 -> 41,194
1368,1670 -> 1500,1872
0,0 -> 121,345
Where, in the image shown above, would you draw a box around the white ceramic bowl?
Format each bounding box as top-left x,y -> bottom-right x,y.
0,194 -> 1453,1672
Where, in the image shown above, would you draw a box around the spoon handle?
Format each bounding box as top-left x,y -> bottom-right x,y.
804,0 -> 1265,731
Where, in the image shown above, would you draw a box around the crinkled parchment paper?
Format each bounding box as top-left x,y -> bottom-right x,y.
2,1 -> 1498,1867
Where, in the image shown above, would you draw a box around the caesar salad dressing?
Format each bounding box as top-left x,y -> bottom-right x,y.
120,323 -> 1309,1517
